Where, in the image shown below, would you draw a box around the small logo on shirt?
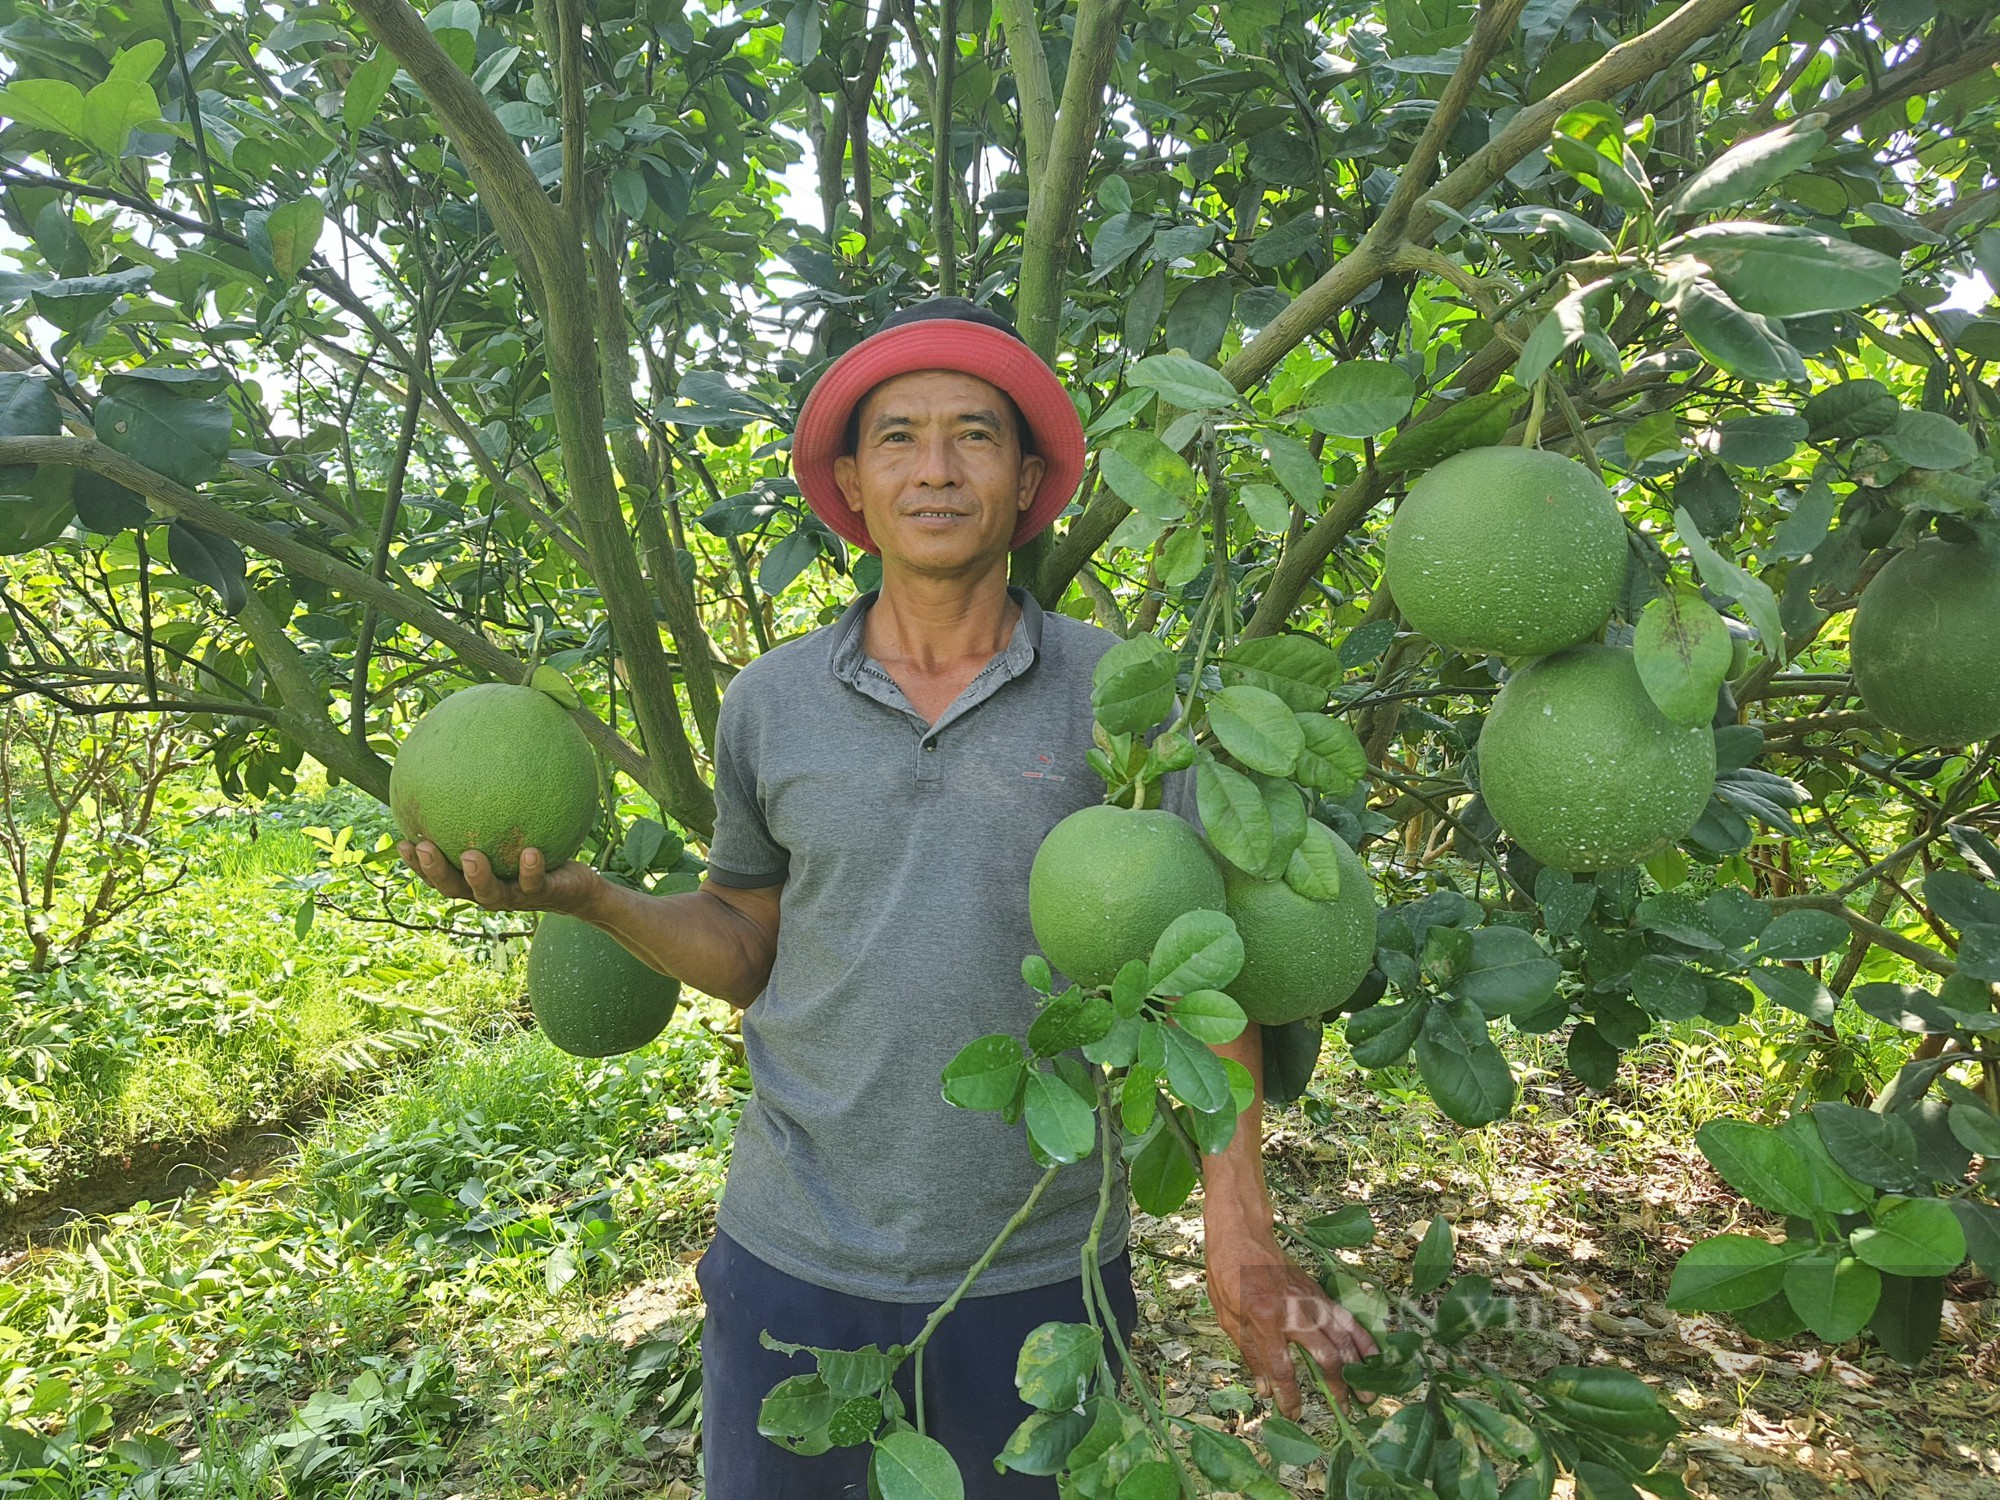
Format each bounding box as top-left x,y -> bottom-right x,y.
1023,751 -> 1067,783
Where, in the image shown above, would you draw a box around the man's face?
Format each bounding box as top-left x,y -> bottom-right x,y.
832,369 -> 1047,577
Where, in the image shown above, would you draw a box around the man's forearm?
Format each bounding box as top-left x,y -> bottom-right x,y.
572,880 -> 774,1008
1202,1021 -> 1274,1229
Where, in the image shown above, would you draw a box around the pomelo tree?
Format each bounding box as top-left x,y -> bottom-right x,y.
4,0 -> 2000,1490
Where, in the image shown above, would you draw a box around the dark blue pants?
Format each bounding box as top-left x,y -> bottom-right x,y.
695,1228 -> 1138,1499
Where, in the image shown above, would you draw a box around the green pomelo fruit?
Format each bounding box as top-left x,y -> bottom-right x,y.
1851,539 -> 2000,747
1383,445 -> 1628,659
527,912 -> 680,1057
389,682 -> 599,879
1478,643 -> 1716,873
1029,804 -> 1226,986
1220,823 -> 1379,1026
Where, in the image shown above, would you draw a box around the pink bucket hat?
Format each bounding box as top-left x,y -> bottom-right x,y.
792,299 -> 1087,555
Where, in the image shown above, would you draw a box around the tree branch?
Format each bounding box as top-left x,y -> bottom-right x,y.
1374,0 -> 1531,243
1013,0 -> 1127,361
0,435 -> 671,822
1769,893 -> 1957,978
992,0 -> 1055,193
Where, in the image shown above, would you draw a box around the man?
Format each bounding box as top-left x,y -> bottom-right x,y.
399,299 -> 1374,1496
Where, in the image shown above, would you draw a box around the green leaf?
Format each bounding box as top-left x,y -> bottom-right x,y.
941,1034 -> 1027,1110
1783,1254 -> 1880,1343
1535,870 -> 1594,938
1412,1214 -> 1456,1294
0,79 -> 87,138
1283,820 -> 1344,902
1870,1273 -> 1945,1367
1695,1120 -> 1818,1218
1022,1069 -> 1096,1164
0,373 -> 59,488
1129,1120 -> 1198,1214
1098,437 -> 1193,520
1948,1099 -> 2000,1158
1291,714 -> 1367,795
1673,506 -> 1784,661
1238,481 -> 1290,532
1674,276 -> 1808,384
1534,1366 -> 1675,1441
1161,1024 -> 1231,1114
1749,964 -> 1834,1025
1091,633 -> 1177,735
995,1408 -> 1092,1476
1626,956 -> 1706,1021
1566,1023 -> 1619,1090
1850,1197 -> 1968,1278
265,197 -> 325,281
1811,1102 -> 1921,1192
1415,1006 -> 1516,1127
1015,1322 -> 1100,1412
1666,1234 -> 1791,1311
1217,634 -> 1342,712
1188,1425 -> 1278,1489
345,51 -> 397,132
1881,410 -> 1978,471
1301,1204 -> 1376,1249
1196,755 -> 1274,876
1374,387 -> 1527,474
1753,908 -> 1851,960
758,1372 -> 838,1446
97,385 -> 232,490
1298,359 -> 1415,437
1169,989 -> 1247,1045
1092,211 -> 1154,272
1347,1000 -> 1425,1068
1120,1068 -> 1159,1135
80,77 -> 158,158
1339,619 -> 1397,667
1451,927 -> 1559,1017
871,1429 -> 966,1499
758,529 -> 818,595
1516,277 -> 1613,385
1111,959 -> 1152,1018
1779,1112 -> 1876,1215
1257,430 -> 1324,510
1680,222 -> 1901,318
1852,982 -> 1965,1035
1128,353 -> 1242,412
1634,588 -> 1731,728
1671,116 -> 1826,217
1803,378 -> 1900,441
1149,908 -> 1243,993
1258,1414 -> 1322,1468
164,521 -> 247,615
1207,684 -> 1304,775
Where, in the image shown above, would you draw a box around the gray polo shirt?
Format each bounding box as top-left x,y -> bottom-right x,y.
704,585 -> 1196,1301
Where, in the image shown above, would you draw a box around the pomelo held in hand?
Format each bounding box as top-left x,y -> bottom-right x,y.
1850,538 -> 2000,747
1029,804 -> 1225,986
1384,445 -> 1627,659
390,682 -> 599,879
528,913 -> 680,1057
1221,821 -> 1379,1026
1478,643 -> 1715,873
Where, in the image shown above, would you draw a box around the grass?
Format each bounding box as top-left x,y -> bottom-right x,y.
3,779 -> 530,1199
2,764 -> 1990,1497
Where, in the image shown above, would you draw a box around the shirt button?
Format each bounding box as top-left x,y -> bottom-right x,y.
924,741 -> 938,752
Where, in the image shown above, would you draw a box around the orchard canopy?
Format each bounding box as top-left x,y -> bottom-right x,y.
4,0 -> 2000,1257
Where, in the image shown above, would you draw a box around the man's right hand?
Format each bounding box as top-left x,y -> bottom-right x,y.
398,839 -> 606,916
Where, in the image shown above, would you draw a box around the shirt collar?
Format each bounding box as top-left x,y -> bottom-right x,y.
829,585 -> 1042,687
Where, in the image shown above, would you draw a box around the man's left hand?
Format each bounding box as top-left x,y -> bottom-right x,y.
1205,1216 -> 1377,1420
